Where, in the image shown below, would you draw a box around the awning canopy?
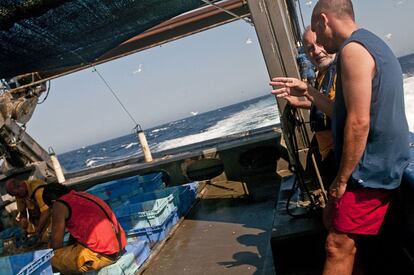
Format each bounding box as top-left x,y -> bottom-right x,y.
0,0 -> 205,79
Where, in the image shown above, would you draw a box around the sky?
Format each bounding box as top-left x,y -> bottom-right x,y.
25,0 -> 414,153
299,0 -> 414,56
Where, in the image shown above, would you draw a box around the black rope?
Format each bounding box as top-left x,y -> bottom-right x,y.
283,105 -> 319,217
295,105 -> 328,203
289,111 -> 317,207
37,80 -> 51,104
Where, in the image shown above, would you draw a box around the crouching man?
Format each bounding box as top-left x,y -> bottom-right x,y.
42,183 -> 127,273
5,178 -> 51,242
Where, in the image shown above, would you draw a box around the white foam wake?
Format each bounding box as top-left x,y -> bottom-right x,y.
151,127 -> 169,133
85,157 -> 107,167
155,96 -> 280,151
121,142 -> 138,149
150,75 -> 414,153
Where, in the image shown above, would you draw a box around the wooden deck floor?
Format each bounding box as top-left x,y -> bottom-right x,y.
140,173 -> 280,275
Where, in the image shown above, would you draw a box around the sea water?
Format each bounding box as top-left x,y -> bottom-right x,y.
59,55 -> 414,172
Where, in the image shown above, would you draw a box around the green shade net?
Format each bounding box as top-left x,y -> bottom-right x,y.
0,0 -> 204,78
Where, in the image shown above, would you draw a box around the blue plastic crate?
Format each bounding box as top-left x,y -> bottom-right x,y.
127,210 -> 179,245
136,172 -> 165,192
115,195 -> 176,231
0,249 -> 53,275
120,187 -> 180,210
86,172 -> 165,202
87,176 -> 143,201
167,182 -> 199,216
86,240 -> 150,275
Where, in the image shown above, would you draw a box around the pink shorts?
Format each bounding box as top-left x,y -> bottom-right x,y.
333,188 -> 392,235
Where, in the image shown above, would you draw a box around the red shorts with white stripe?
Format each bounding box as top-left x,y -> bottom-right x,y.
333,188 -> 393,235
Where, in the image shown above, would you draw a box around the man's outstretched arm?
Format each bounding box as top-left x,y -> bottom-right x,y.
270,77 -> 334,117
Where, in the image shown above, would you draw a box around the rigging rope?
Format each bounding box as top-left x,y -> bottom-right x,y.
296,0 -> 306,31
92,67 -> 140,127
40,28 -> 142,129
200,0 -> 254,26
37,80 -> 51,104
284,105 -> 321,217
54,44 -> 140,128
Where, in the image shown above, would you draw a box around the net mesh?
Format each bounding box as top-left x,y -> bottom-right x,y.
0,0 -> 203,78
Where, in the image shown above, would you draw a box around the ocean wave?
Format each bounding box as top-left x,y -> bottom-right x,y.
154,96 -> 280,151
154,75 -> 414,153
404,74 -> 414,131
121,142 -> 138,149
151,127 -> 169,133
85,157 -> 108,167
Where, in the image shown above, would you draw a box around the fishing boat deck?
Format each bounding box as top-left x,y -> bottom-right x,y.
140,173 -> 280,274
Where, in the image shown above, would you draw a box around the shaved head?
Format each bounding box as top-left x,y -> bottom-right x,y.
311,0 -> 357,53
312,0 -> 355,22
302,26 -> 313,40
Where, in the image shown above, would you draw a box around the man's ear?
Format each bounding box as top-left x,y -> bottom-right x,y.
320,13 -> 329,28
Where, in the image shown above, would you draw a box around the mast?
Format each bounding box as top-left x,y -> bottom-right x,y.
247,0 -> 324,204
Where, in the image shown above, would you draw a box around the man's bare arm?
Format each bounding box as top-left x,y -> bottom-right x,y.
35,209 -> 50,236
33,189 -> 50,236
304,84 -> 334,117
335,42 -> 375,189
50,201 -> 68,249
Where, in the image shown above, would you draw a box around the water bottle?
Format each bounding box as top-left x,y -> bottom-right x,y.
297,51 -> 316,84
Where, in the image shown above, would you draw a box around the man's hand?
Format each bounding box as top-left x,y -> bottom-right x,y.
270,77 -> 309,98
323,177 -> 347,230
328,177 -> 347,200
285,96 -> 312,109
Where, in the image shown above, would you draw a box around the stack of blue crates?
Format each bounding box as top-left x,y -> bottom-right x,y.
126,211 -> 179,245
168,182 -> 199,216
114,193 -> 177,230
86,172 -> 165,208
87,172 -> 199,247
118,182 -> 198,244
136,173 -> 166,192
0,249 -> 53,275
86,176 -> 143,208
